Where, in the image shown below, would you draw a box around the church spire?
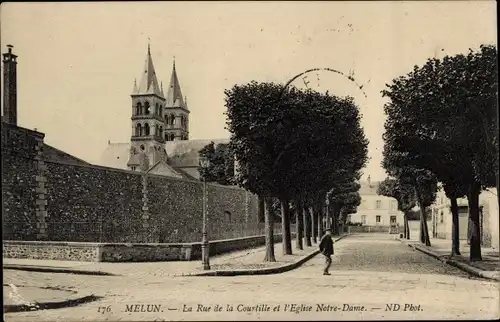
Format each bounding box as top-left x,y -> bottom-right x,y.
135,43 -> 162,97
132,78 -> 138,94
166,58 -> 186,109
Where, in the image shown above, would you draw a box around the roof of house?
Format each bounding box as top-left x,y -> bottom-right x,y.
358,180 -> 381,195
43,143 -> 90,166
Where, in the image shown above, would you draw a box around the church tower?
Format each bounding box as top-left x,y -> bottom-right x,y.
164,59 -> 189,141
127,44 -> 167,171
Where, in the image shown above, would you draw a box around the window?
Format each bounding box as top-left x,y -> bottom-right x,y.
440,212 -> 444,223
376,215 -> 381,223
170,114 -> 175,125
159,126 -> 163,137
361,215 -> 366,225
376,200 -> 381,209
155,103 -> 159,115
136,102 -> 142,115
165,115 -> 170,125
140,144 -> 145,151
144,123 -> 150,135
225,211 -> 232,222
145,102 -> 150,115
170,133 -> 175,141
135,123 -> 142,136
391,201 -> 397,211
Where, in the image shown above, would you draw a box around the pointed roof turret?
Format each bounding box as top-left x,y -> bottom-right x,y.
160,81 -> 165,97
166,58 -> 186,109
132,78 -> 138,94
135,43 -> 163,97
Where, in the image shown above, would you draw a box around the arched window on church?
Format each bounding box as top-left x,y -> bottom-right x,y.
135,123 -> 142,136
165,115 -> 169,125
165,132 -> 169,141
159,106 -> 163,117
145,102 -> 150,115
144,123 -> 150,136
170,114 -> 175,126
155,103 -> 159,115
170,133 -> 175,141
180,115 -> 185,129
160,126 -> 163,138
136,102 -> 142,116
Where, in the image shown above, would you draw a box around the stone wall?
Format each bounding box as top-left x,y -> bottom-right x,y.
3,234 -> 290,262
1,123 -> 42,240
2,123 -> 260,243
3,241 -> 100,261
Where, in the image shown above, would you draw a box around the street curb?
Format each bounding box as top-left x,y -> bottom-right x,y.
3,294 -> 102,313
179,234 -> 350,277
404,242 -> 500,282
3,265 -> 118,276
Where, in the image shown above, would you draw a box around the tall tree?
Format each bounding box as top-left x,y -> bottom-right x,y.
381,45 -> 497,260
199,142 -> 235,186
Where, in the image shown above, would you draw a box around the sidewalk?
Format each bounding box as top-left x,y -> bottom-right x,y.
3,235 -> 348,278
3,283 -> 99,313
399,237 -> 500,281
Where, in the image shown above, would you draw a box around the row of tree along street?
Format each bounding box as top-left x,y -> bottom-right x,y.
199,44 -> 497,263
379,44 -> 498,261
200,81 -> 369,261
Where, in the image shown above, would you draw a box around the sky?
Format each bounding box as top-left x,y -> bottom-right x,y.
1,1 -> 496,181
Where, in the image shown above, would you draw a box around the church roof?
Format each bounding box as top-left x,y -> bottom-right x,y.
165,60 -> 187,109
133,44 -> 163,97
100,143 -> 130,169
165,139 -> 230,167
100,139 -> 230,171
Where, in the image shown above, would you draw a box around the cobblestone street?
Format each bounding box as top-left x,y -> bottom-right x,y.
4,234 -> 499,321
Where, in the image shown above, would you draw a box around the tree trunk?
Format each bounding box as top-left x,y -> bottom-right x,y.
450,197 -> 461,256
404,212 -> 410,240
467,182 -> 482,261
310,207 -> 317,243
303,206 -> 312,246
263,197 -> 276,262
280,198 -> 292,255
295,200 -> 303,250
318,206 -> 324,239
334,207 -> 341,236
422,212 -> 431,246
258,195 -> 265,223
402,213 -> 407,239
414,186 -> 431,246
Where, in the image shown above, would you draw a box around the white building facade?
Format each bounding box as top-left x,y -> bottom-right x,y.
349,178 -> 404,229
430,186 -> 499,250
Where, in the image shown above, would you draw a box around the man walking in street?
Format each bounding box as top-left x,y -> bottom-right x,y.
319,228 -> 334,275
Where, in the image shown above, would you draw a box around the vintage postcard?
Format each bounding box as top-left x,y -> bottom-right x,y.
2,1 -> 499,321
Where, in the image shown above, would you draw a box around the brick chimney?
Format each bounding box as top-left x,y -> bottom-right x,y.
2,45 -> 17,125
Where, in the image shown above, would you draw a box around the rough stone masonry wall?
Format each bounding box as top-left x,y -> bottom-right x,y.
2,124 -> 261,243
1,124 -> 41,240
